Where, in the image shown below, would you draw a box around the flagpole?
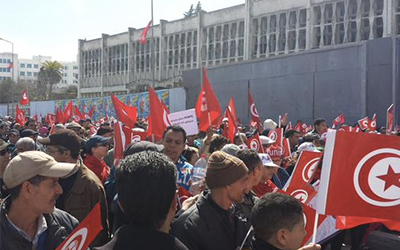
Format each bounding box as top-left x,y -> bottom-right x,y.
151,0 -> 155,89
311,212 -> 319,244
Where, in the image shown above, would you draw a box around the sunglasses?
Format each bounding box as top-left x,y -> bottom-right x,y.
0,149 -> 10,156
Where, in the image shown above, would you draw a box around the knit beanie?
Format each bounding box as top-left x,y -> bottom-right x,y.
206,151 -> 248,189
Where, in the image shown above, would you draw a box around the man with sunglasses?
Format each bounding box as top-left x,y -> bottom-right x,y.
39,129 -> 110,247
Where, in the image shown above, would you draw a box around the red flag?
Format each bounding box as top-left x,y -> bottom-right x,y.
226,107 -> 238,143
336,215 -> 400,232
317,129 -> 400,221
132,130 -> 148,142
282,138 -> 291,158
148,87 -> 171,140
7,62 -> 13,69
90,125 -> 99,137
294,121 -> 308,135
338,125 -> 360,133
56,203 -> 102,250
195,67 -> 221,132
113,122 -> 131,168
332,114 -> 345,128
387,104 -> 394,135
268,128 -> 283,147
55,108 -> 64,124
287,121 -> 293,130
248,89 -> 262,128
287,151 -> 323,187
140,20 -> 152,45
247,133 -> 264,153
19,90 -> 29,105
111,93 -> 138,129
63,101 -> 73,123
15,105 -> 25,126
358,116 -> 370,131
227,97 -> 239,125
369,114 -> 377,131
74,106 -> 84,120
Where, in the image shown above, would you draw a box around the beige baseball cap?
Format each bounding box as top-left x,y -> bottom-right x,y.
3,151 -> 76,189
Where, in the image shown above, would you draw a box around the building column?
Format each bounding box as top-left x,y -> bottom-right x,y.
244,0 -> 252,61
77,39 -> 84,98
101,34 -> 109,97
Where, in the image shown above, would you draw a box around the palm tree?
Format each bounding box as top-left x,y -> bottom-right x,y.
38,60 -> 63,100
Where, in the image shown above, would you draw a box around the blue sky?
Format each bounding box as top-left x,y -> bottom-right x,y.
0,0 -> 244,62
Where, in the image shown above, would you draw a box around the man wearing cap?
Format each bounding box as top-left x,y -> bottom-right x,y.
6,128 -> 20,154
0,151 -> 79,250
0,121 -> 10,142
20,129 -> 45,152
173,151 -> 251,250
253,153 -> 282,198
23,118 -> 38,132
84,135 -> 111,184
40,129 -> 110,246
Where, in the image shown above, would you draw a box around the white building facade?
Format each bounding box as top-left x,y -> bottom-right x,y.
78,0 -> 398,98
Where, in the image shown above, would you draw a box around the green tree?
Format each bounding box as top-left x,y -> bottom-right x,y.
0,78 -> 14,104
38,60 -> 63,100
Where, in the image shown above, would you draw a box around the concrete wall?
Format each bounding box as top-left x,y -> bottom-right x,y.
183,37 -> 395,127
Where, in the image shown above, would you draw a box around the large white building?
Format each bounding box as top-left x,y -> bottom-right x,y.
0,53 -> 78,89
78,0 -> 397,98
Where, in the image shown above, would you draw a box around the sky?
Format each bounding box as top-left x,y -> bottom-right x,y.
0,0 -> 245,62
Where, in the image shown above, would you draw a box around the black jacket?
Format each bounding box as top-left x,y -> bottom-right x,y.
250,236 -> 282,250
94,225 -> 188,250
0,199 -> 79,250
172,190 -> 251,250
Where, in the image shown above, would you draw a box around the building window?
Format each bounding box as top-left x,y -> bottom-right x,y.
34,64 -> 39,68
27,72 -> 32,76
73,66 -> 78,70
20,71 -> 25,76
27,64 -> 32,68
34,72 -> 38,77
20,63 -> 25,68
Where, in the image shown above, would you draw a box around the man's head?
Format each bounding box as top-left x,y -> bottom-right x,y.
259,153 -> 281,181
3,151 -> 75,214
251,193 -> 306,250
16,137 -> 36,153
24,118 -> 38,131
162,125 -> 187,163
0,122 -> 10,136
233,133 -> 247,146
285,130 -> 301,148
66,122 -> 85,138
8,129 -> 20,144
206,151 -> 249,204
0,140 -> 11,175
116,151 -> 177,230
85,135 -> 111,159
236,149 -> 263,189
20,129 -> 39,142
209,134 -> 228,154
314,118 -> 327,136
40,129 -> 81,162
96,127 -> 114,138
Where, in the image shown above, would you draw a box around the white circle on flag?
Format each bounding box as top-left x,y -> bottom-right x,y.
290,189 -> 308,203
354,148 -> 400,207
250,139 -> 259,151
301,158 -> 320,183
132,135 -> 141,143
269,131 -> 277,141
201,91 -> 207,112
61,228 -> 88,250
163,110 -> 172,127
303,213 -> 307,228
250,103 -> 260,118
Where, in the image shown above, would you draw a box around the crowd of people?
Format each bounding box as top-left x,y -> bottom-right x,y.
0,113 -> 397,250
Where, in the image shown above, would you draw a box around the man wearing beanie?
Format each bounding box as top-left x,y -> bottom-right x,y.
173,151 -> 251,250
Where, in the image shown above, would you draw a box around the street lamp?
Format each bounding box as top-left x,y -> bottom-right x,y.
0,38 -> 14,116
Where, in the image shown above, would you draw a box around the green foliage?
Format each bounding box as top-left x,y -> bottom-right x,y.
38,60 -> 63,100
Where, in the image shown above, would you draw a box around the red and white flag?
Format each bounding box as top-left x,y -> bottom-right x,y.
63,101 -> 73,123
287,121 -> 293,130
336,215 -> 400,232
338,125 -> 360,133
139,20 -> 152,45
370,113 -> 377,131
268,127 -> 283,147
227,97 -> 239,125
56,203 -> 102,250
74,106 -> 84,120
111,93 -> 137,129
247,133 -> 264,153
19,90 -> 29,105
387,104 -> 394,135
113,121 -> 132,168
148,87 -> 171,141
7,62 -> 13,69
317,129 -> 400,221
248,89 -> 262,128
195,67 -> 221,132
55,108 -> 64,124
282,138 -> 291,158
332,114 -> 345,128
15,105 -> 25,126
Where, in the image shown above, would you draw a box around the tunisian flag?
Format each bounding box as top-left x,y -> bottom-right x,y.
317,129 -> 400,221
19,90 -> 29,105
196,67 -> 221,132
268,128 -> 284,147
332,114 -> 345,128
63,101 -> 73,123
113,121 -> 132,168
56,203 -> 102,250
247,133 -> 264,153
148,87 -> 171,140
387,104 -> 394,135
227,97 -> 239,125
15,105 -> 25,126
140,20 -> 152,45
248,89 -> 262,128
226,107 -> 238,143
74,106 -> 84,120
111,93 -> 138,129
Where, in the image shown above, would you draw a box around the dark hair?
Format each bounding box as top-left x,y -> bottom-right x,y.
301,133 -> 320,143
236,149 -> 262,172
115,151 -> 177,229
182,146 -> 198,163
24,118 -> 36,127
251,193 -> 303,241
285,129 -> 301,138
314,118 -> 326,126
209,135 -> 228,153
163,125 -> 187,143
8,175 -> 47,201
